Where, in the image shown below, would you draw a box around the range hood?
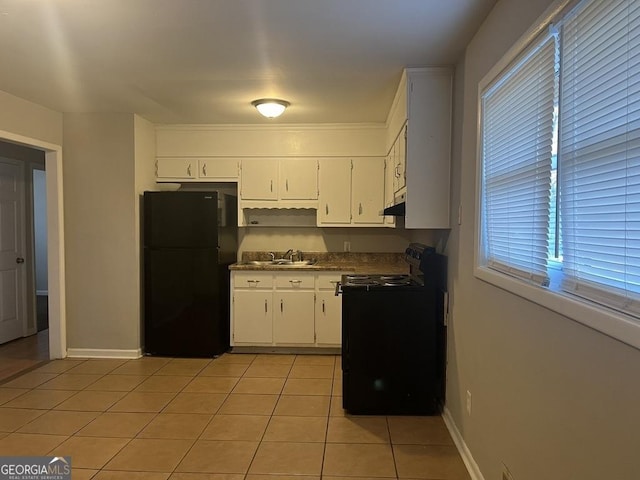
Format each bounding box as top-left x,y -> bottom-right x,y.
382,202 -> 406,216
382,192 -> 407,216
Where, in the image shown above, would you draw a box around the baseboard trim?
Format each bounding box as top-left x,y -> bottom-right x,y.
442,407 -> 486,480
66,348 -> 142,359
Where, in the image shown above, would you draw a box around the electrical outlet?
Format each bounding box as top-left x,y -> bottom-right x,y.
502,463 -> 514,480
466,390 -> 472,415
343,241 -> 351,252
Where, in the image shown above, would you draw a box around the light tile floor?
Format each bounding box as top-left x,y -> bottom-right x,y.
0,330 -> 49,383
0,353 -> 471,480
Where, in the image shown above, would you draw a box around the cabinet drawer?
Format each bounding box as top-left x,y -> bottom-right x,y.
275,273 -> 314,289
316,272 -> 346,290
233,272 -> 273,288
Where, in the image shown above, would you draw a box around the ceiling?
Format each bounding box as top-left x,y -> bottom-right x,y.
0,0 -> 496,125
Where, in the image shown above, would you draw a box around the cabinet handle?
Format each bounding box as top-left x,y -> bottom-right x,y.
265,300 -> 268,313
188,164 -> 192,176
289,280 -> 302,286
270,180 -> 273,192
395,166 -> 400,178
322,300 -> 325,314
325,204 -> 329,215
286,179 -> 289,191
359,203 -> 363,215
202,163 -> 207,176
281,299 -> 283,313
247,279 -> 260,285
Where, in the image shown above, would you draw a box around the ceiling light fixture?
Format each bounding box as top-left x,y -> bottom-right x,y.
251,98 -> 290,118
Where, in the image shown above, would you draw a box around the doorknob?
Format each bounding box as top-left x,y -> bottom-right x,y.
16,257 -> 24,264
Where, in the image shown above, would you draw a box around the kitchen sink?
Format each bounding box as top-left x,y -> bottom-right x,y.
278,260 -> 317,266
238,259 -> 317,267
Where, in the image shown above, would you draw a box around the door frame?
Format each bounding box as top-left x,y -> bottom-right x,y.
0,129 -> 66,359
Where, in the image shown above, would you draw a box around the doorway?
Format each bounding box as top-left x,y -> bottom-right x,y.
0,130 -> 65,365
0,153 -> 50,381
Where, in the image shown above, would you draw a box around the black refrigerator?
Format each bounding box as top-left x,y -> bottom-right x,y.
143,191 -> 237,357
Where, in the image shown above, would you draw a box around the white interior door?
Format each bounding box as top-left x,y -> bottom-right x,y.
0,159 -> 26,344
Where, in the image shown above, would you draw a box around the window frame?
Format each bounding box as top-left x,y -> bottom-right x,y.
474,0 -> 640,350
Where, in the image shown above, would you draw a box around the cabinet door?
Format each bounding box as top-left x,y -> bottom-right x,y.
241,159 -> 278,200
199,158 -> 238,181
233,290 -> 272,344
315,291 -> 342,345
156,158 -> 196,179
396,124 -> 407,192
318,159 -> 352,224
384,155 -> 396,226
280,158 -> 318,200
352,158 -> 385,224
274,291 -> 315,344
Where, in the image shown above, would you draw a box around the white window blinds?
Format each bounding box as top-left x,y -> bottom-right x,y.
480,33 -> 556,286
560,0 -> 640,316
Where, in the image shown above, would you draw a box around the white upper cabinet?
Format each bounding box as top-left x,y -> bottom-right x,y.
279,158 -> 318,200
318,159 -> 352,225
318,157 -> 385,227
392,125 -> 407,194
387,67 -> 452,229
241,158 -> 279,200
199,158 -> 238,180
156,158 -> 197,179
240,158 -> 318,204
351,158 -> 385,225
156,157 -> 238,182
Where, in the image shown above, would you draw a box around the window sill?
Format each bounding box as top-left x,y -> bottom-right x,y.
474,266 -> 640,351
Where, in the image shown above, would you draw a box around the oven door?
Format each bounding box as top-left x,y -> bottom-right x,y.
341,287 -> 440,415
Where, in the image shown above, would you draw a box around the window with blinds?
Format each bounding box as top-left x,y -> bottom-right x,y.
559,0 -> 640,316
480,33 -> 556,286
478,0 -> 640,322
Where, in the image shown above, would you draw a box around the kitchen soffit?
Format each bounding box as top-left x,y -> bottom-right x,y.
0,0 -> 496,125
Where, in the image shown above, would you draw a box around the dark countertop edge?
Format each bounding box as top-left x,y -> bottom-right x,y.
230,251 -> 409,274
229,263 -> 349,272
229,262 -> 409,275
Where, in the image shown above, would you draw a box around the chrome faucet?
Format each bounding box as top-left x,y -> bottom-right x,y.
268,252 -> 276,261
283,249 -> 294,261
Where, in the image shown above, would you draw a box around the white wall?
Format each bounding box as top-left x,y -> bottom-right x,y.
156,124 -> 386,158
447,1 -> 640,479
133,115 -> 158,350
63,113 -> 140,353
239,227 -> 412,256
0,91 -> 62,146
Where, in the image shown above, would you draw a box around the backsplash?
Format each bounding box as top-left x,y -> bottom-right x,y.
241,250 -> 406,265
238,226 -> 419,257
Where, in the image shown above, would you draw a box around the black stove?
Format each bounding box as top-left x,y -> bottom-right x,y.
339,243 -> 445,291
341,274 -> 418,288
339,243 -> 447,415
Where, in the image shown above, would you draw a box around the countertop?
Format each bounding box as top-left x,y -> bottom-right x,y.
229,252 -> 408,275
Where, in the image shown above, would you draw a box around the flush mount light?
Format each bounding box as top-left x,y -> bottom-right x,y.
251,98 -> 290,118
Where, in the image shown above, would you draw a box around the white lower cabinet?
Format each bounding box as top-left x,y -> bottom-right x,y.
231,270 -> 345,348
315,272 -> 343,346
274,291 -> 316,344
233,290 -> 273,344
232,272 -> 274,345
